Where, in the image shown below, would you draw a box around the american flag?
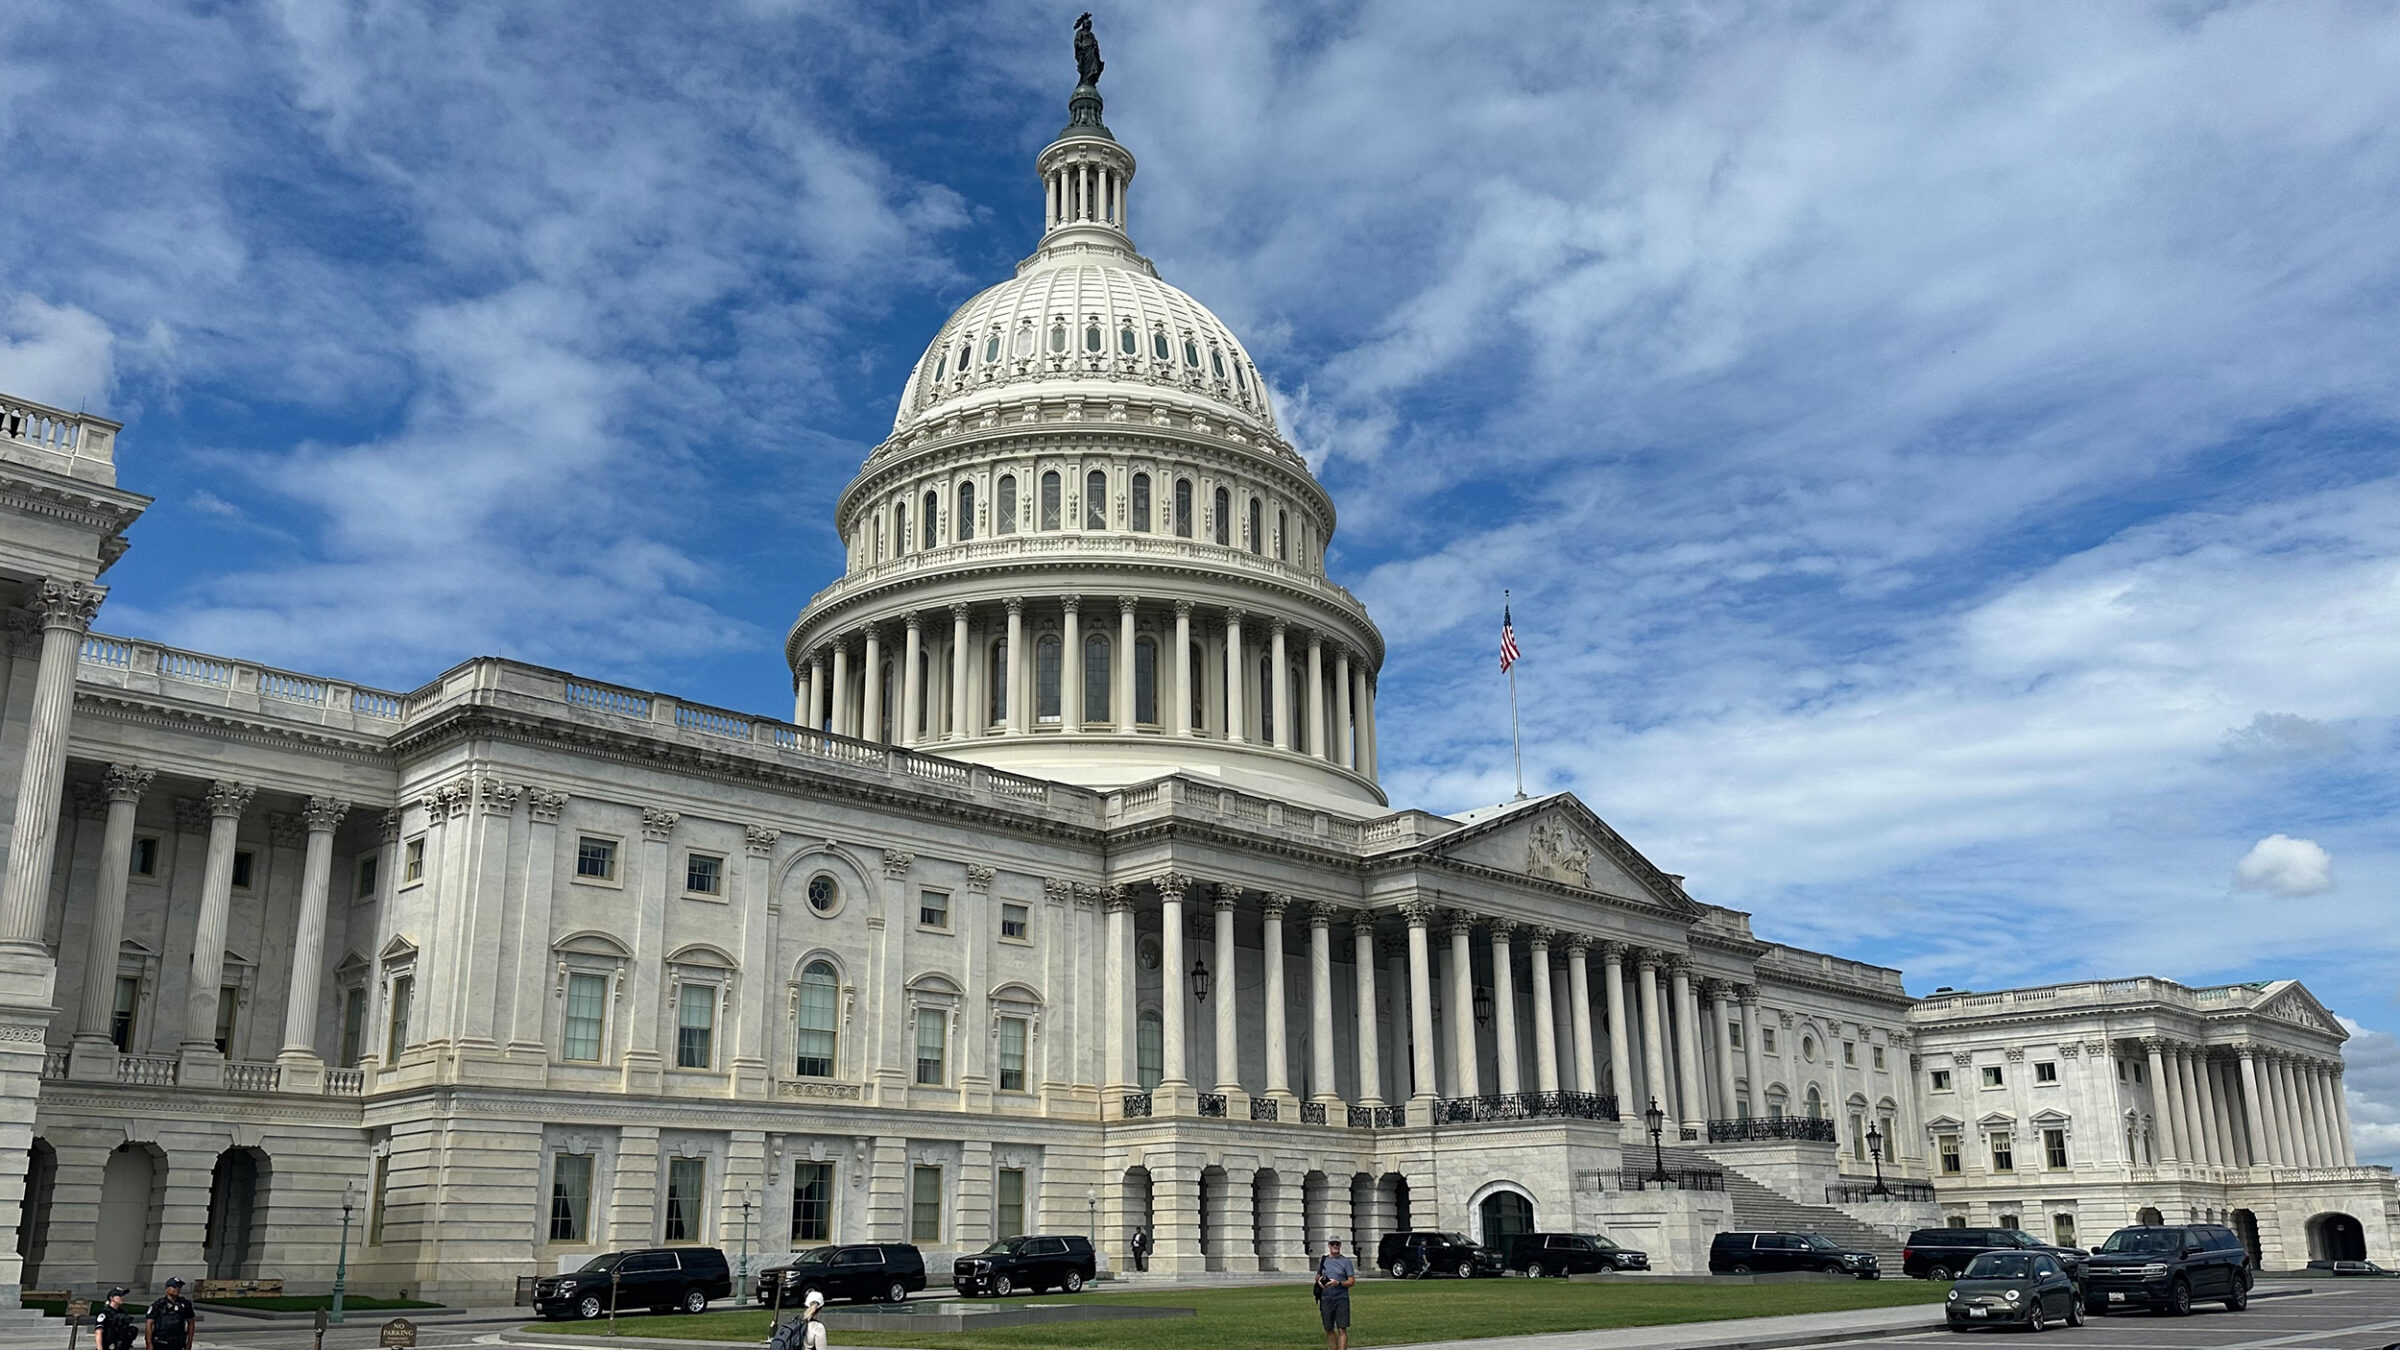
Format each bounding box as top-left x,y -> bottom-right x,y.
1499,603 -> 1521,673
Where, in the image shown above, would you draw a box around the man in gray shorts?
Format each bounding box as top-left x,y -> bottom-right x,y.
1316,1236 -> 1357,1350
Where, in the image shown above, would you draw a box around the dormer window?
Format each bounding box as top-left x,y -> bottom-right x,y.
1235,362 -> 1250,394
1011,325 -> 1035,359
1210,347 -> 1226,379
984,334 -> 1001,364
1183,338 -> 1201,368
958,342 -> 972,373
932,353 -> 947,381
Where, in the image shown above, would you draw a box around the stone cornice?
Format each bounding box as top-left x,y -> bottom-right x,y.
72,687 -> 403,768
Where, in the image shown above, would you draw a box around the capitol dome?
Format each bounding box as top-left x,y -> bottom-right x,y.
786,56 -> 1386,811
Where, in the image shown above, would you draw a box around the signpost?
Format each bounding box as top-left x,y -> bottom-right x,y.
64,1298 -> 88,1350
378,1318 -> 418,1349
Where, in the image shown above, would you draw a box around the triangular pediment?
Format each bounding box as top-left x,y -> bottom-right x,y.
2251,981 -> 2344,1038
1417,794 -> 1700,913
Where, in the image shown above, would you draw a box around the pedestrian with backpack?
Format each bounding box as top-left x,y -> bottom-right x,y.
1315,1236 -> 1355,1350
766,1290 -> 826,1350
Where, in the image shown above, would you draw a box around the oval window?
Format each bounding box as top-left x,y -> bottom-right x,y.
1153,332 -> 1171,361
1183,339 -> 1200,367
1120,326 -> 1138,355
1049,324 -> 1068,354
1085,324 -> 1103,352
808,875 -> 838,914
983,335 -> 1000,364
1012,326 -> 1035,359
1210,348 -> 1226,379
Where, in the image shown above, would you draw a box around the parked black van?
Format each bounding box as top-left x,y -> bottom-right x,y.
2082,1224 -> 2251,1315
1506,1232 -> 1652,1276
534,1247 -> 733,1319
1375,1230 -> 1506,1278
952,1235 -> 1097,1296
1708,1231 -> 1880,1278
1903,1227 -> 2086,1282
757,1244 -> 926,1306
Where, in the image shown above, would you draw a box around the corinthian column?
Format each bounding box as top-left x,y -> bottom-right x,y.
1527,929 -> 1559,1093
900,614 -> 923,746
1708,981 -> 1739,1125
0,578 -> 103,957
1306,633 -> 1326,759
69,764 -> 153,1077
1448,915 -> 1479,1097
1174,601 -> 1195,737
949,605 -> 971,740
1005,599 -> 1027,734
1333,647 -> 1354,769
1260,894 -> 1291,1099
1636,952 -> 1669,1119
1061,597 -> 1083,736
1740,987 -> 1766,1117
1158,873 -> 1190,1090
1116,596 -> 1138,733
2237,1048 -> 2272,1168
860,625 -> 884,743
1602,941 -> 1633,1103
275,796 -> 351,1088
1402,902 -> 1437,1105
1309,902 -> 1340,1103
1223,609 -> 1247,743
830,641 -> 851,736
1269,620 -> 1291,751
1351,911 -> 1381,1106
1669,959 -> 1704,1134
2143,1039 -> 2181,1162
1487,920 -> 1520,1095
1212,883 -> 1240,1094
179,780 -> 256,1085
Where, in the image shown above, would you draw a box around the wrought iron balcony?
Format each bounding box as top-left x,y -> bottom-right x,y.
1347,1104 -> 1406,1128
1708,1116 -> 1838,1143
1249,1097 -> 1279,1122
1431,1091 -> 1619,1124
1298,1101 -> 1329,1125
1827,1181 -> 1935,1203
1196,1092 -> 1228,1118
1120,1092 -> 1153,1118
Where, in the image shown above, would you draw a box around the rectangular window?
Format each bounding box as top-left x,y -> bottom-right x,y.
915,1012 -> 946,1085
385,973 -> 413,1061
1131,476 -> 1151,532
2034,1060 -> 2059,1083
368,1153 -> 391,1245
676,984 -> 716,1069
1998,1213 -> 2020,1232
685,853 -> 722,896
356,853 -> 379,899
910,1165 -> 942,1242
1938,1134 -> 1962,1174
1989,1132 -> 2015,1172
1001,903 -> 1029,941
1728,1022 -> 1743,1049
403,837 -> 425,884
664,1157 -> 706,1242
111,975 -> 140,1051
564,973 -> 606,1062
1850,1112 -> 1866,1159
339,987 -> 366,1067
214,985 -> 240,1054
1843,1041 -> 1856,1066
130,837 -> 158,877
2052,1214 -> 2076,1247
791,1162 -> 832,1242
231,850 -> 255,890
1872,1045 -> 1886,1070
576,836 -> 618,881
1137,1013 -> 1163,1090
1762,1028 -> 1777,1054
550,1153 -> 594,1242
920,889 -> 950,929
1982,1065 -> 2004,1088
996,1168 -> 1025,1239
2044,1128 -> 2069,1169
1930,1069 -> 1952,1091
998,1016 -> 1028,1092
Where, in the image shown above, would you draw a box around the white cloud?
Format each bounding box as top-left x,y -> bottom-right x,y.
0,295 -> 114,411
2234,835 -> 2334,898
2338,1017 -> 2400,1168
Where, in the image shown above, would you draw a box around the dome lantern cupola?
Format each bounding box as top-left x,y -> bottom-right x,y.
785,16 -> 1388,812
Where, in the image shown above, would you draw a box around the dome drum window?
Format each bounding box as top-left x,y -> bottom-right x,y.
1084,469 -> 1107,530
1039,471 -> 1062,531
1048,322 -> 1068,355
1152,330 -> 1171,362
957,482 -> 976,542
1012,325 -> 1036,360
996,475 -> 1018,534
1084,322 -> 1103,353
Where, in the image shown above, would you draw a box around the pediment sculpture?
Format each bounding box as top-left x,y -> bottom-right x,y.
1526,818 -> 1594,888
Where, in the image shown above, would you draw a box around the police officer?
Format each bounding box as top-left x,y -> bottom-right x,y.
93,1288 -> 138,1350
145,1277 -> 197,1350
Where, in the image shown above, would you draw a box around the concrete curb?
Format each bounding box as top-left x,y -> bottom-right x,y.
197,1305 -> 469,1323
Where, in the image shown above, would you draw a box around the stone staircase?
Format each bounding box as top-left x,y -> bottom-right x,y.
1655,1146 -> 1908,1269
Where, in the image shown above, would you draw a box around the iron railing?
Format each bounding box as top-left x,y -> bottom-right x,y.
1347,1104 -> 1406,1128
1432,1091 -> 1619,1124
1120,1092 -> 1153,1118
1618,1167 -> 1725,1191
1708,1116 -> 1838,1143
1827,1181 -> 1936,1203
1299,1101 -> 1329,1125
1197,1092 -> 1228,1119
1250,1097 -> 1279,1122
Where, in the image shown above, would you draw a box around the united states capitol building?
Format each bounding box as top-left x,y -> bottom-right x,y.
0,42 -> 2389,1308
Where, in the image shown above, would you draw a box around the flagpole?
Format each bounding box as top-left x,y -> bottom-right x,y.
1505,589 -> 1526,800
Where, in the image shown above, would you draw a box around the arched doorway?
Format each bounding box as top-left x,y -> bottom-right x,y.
1250,1170 -> 1282,1271
17,1140 -> 55,1287
1478,1189 -> 1535,1254
2232,1210 -> 2261,1267
97,1145 -> 158,1286
204,1148 -> 266,1279
2307,1213 -> 2367,1263
1120,1166 -> 1154,1272
2135,1206 -> 2163,1226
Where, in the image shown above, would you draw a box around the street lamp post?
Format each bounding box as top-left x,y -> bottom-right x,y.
1867,1122 -> 1889,1197
1644,1096 -> 1668,1184
737,1190 -> 756,1306
330,1181 -> 359,1325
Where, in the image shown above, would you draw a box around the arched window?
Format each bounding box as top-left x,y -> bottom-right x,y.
1212,487 -> 1230,545
957,481 -> 976,542
988,638 -> 1009,725
1805,1085 -> 1825,1119
1084,633 -> 1111,723
1040,472 -> 1061,530
1131,473 -> 1152,532
1152,330 -> 1171,362
1085,469 -> 1107,530
879,661 -> 896,742
1247,498 -> 1262,554
1035,635 -> 1062,722
1276,508 -> 1288,560
1134,637 -> 1159,724
1189,641 -> 1208,731
1258,654 -> 1274,742
923,491 -> 939,549
1137,1010 -> 1163,1089
893,502 -> 907,555
795,961 -> 838,1077
1173,478 -> 1193,537
996,475 -> 1017,535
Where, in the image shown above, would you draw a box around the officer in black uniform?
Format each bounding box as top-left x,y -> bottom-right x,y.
145,1277 -> 197,1350
93,1287 -> 138,1350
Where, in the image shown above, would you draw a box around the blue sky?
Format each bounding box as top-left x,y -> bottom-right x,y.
5,1 -> 2397,1161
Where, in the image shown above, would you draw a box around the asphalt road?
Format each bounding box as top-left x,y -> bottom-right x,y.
1827,1282 -> 2400,1350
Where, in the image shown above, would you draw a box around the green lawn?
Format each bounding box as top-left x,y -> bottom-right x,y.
530,1279 -> 1945,1350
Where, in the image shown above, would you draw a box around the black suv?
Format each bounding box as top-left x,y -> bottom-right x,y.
1709,1231 -> 1881,1279
533,1247 -> 733,1319
1507,1232 -> 1651,1277
757,1244 -> 925,1306
2083,1224 -> 2251,1316
952,1235 -> 1097,1296
1903,1227 -> 2086,1283
1376,1230 -> 1505,1279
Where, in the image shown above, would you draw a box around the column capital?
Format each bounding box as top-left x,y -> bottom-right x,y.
1737,984 -> 1761,1008
643,807 -> 682,841
379,808 -> 404,842
1069,883 -> 1101,908
1268,616 -> 1288,637
1701,978 -> 1735,1002
860,622 -> 882,643
1212,882 -> 1241,913
300,796 -> 351,834
1224,606 -> 1246,626
1118,594 -> 1139,615
26,577 -> 104,632
1525,925 -> 1554,951
1305,628 -> 1323,651
1308,899 -> 1340,929
1062,594 -> 1082,616
878,847 -> 914,876
203,780 -> 255,819
1444,911 -> 1477,940
101,764 -> 156,803
527,788 -> 568,823
1156,871 -> 1192,901
1665,953 -> 1694,976
1397,899 -> 1437,928
2140,1036 -> 2169,1054
1260,892 -> 1293,920
1595,937 -> 1625,961
1174,598 -> 1194,617
1350,908 -> 1377,936
1633,948 -> 1663,973
2236,1044 -> 2258,1062
744,824 -> 780,856
1004,597 -> 1025,616
1043,878 -> 1076,904
949,601 -> 971,621
1485,916 -> 1516,940
1101,883 -> 1133,913
904,610 -> 924,632
966,864 -> 996,893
